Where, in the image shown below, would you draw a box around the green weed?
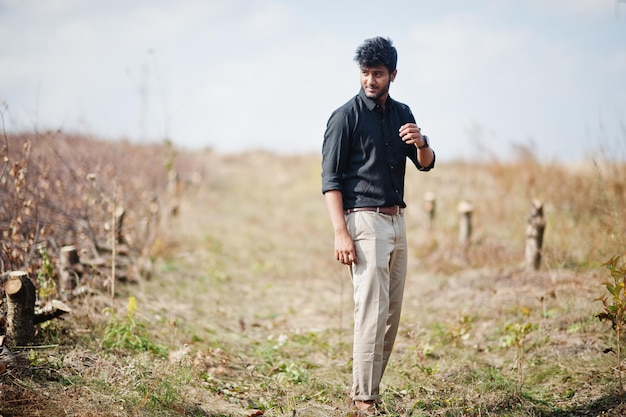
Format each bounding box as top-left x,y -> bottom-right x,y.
101,297 -> 168,357
500,321 -> 536,392
596,255 -> 626,398
36,246 -> 56,302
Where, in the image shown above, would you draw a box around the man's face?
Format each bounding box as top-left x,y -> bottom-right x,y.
360,64 -> 397,102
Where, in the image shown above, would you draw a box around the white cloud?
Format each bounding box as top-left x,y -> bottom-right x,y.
607,48 -> 626,75
1,0 -> 83,15
397,6 -> 622,160
1,0 -> 624,160
241,2 -> 293,38
522,0 -> 615,16
406,13 -> 533,86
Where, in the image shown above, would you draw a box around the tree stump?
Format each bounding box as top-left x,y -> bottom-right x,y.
115,206 -> 126,244
526,199 -> 546,272
423,192 -> 436,230
168,168 -> 180,216
458,201 -> 474,246
4,271 -> 36,347
59,245 -> 82,295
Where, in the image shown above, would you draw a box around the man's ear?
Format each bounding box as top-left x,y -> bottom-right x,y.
390,69 -> 398,82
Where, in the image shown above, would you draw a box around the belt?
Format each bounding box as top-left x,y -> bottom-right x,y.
344,206 -> 403,216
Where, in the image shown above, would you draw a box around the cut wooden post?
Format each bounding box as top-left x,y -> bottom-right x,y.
59,245 -> 81,294
114,206 -> 126,244
168,168 -> 180,216
526,199 -> 546,271
458,201 -> 474,246
423,192 -> 436,230
4,271 -> 36,347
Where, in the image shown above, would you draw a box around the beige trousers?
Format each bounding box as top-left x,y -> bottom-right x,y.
346,211 -> 408,402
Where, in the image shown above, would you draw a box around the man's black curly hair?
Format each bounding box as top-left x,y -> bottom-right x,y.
354,37 -> 398,74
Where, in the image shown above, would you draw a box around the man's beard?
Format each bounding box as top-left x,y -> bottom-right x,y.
365,82 -> 390,100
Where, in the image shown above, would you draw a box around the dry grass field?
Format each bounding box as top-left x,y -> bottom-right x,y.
1,133 -> 626,416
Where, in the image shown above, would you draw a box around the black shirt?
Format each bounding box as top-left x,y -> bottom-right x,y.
321,88 -> 435,209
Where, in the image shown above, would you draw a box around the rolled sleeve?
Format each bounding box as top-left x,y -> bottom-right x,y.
408,146 -> 436,172
321,109 -> 350,194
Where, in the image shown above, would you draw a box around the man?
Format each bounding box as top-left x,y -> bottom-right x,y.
321,36 -> 435,414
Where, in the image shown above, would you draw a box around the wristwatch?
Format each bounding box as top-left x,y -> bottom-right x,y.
418,135 -> 430,149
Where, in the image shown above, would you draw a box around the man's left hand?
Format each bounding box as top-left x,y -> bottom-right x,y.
399,123 -> 426,148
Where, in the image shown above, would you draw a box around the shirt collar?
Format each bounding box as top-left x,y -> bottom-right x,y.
358,88 -> 394,112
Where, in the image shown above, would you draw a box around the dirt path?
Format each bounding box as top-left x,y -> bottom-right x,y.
138,151 -> 622,416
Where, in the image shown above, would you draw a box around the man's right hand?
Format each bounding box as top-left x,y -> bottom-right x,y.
324,190 -> 357,266
335,229 -> 357,265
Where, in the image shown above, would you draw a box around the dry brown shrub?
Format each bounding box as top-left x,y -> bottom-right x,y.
0,131 -> 173,278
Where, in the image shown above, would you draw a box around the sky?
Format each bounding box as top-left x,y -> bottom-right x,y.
1,0 -> 625,162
